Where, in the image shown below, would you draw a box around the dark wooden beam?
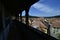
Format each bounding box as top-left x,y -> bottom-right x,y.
20,11 -> 22,22
25,7 -> 30,26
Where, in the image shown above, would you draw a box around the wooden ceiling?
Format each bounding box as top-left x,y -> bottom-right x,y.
1,0 -> 39,14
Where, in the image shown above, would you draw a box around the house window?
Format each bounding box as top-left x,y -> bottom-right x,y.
56,28 -> 58,32
53,27 -> 55,33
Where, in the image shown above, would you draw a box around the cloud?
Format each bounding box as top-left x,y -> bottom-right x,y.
32,2 -> 60,15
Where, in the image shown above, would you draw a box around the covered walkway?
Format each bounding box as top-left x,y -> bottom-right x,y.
0,0 -> 58,40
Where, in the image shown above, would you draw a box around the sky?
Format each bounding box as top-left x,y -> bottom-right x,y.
22,0 -> 60,17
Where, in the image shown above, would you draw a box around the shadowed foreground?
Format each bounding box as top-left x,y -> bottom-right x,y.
0,20 -> 58,40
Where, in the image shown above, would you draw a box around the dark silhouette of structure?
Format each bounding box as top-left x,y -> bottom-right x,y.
0,10 -> 3,32
0,20 -> 58,40
1,0 -> 39,26
0,0 -> 58,40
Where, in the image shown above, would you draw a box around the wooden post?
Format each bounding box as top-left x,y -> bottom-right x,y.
0,10 -> 3,32
2,5 -> 6,29
25,7 -> 30,26
20,11 -> 22,22
47,25 -> 50,35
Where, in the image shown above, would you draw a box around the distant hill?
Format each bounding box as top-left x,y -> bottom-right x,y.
22,16 -> 39,18
53,15 -> 60,18
45,15 -> 60,18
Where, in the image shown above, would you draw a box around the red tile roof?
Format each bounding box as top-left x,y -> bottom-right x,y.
52,18 -> 60,28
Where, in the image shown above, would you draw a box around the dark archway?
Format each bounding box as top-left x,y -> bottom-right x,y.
1,0 -> 39,26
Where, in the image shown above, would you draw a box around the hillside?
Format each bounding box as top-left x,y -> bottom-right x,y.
22,16 -> 39,18
44,15 -> 60,18
53,15 -> 60,18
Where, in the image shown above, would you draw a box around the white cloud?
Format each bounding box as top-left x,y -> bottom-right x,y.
32,2 -> 60,15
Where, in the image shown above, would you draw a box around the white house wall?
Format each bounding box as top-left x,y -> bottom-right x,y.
50,26 -> 58,39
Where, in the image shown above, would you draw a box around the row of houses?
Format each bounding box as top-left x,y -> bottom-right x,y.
21,17 -> 60,39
